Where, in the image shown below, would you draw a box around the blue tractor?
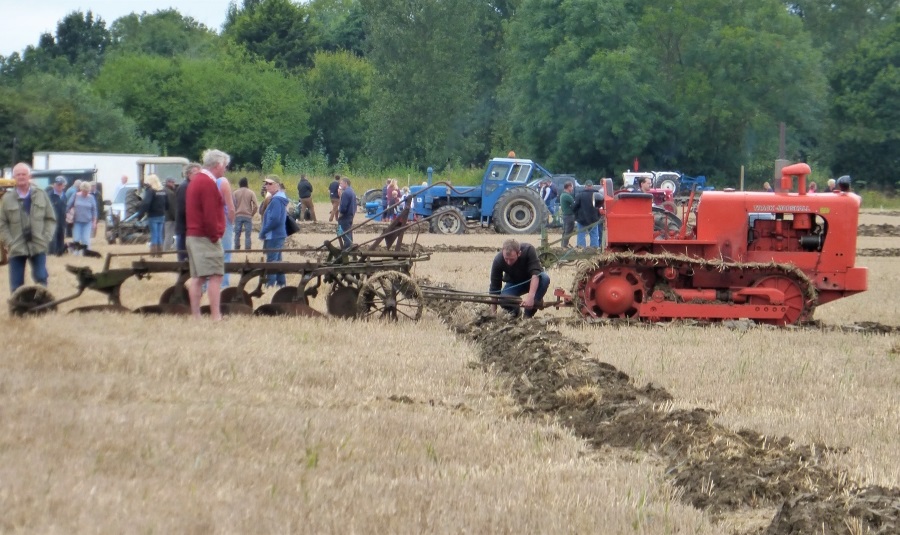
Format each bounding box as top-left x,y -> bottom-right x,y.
364,158 -> 557,235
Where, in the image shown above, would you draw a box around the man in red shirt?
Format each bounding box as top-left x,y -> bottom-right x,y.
185,149 -> 229,320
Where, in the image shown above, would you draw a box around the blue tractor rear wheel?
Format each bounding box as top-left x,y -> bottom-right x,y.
493,187 -> 546,234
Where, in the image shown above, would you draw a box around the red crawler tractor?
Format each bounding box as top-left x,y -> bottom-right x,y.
572,163 -> 868,325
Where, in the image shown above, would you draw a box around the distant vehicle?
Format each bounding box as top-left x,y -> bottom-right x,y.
622,170 -> 680,191
107,184 -> 139,222
136,156 -> 189,188
32,151 -> 156,204
622,170 -> 714,202
413,158 -> 556,234
30,168 -> 97,191
527,174 -> 584,196
361,157 -> 568,234
105,157 -> 187,245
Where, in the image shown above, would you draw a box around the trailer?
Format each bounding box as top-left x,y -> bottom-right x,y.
32,151 -> 156,201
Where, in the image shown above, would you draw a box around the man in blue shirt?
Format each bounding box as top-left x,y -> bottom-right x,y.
337,177 -> 357,251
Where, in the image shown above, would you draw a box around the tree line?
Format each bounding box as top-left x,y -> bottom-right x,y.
0,0 -> 897,189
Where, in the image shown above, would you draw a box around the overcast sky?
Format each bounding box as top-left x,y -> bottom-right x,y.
1,0 -> 234,57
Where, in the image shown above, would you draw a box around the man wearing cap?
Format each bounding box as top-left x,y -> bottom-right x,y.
185,149 -> 229,320
0,163 -> 57,292
48,177 -> 68,255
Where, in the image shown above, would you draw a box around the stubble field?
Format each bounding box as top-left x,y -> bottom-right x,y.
1,204 -> 898,534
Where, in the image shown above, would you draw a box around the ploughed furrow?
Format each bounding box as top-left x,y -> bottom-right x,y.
425,295 -> 900,534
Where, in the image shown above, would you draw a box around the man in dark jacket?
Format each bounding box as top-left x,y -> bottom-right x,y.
48,177 -> 68,256
164,178 -> 177,251
559,181 -> 575,249
296,174 -> 316,222
337,177 -> 357,251
572,180 -> 602,248
489,239 -> 550,318
174,163 -> 201,261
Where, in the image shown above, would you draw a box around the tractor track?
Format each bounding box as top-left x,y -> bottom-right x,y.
424,292 -> 900,534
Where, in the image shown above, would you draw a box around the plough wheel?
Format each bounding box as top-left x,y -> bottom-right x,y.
327,285 -> 359,318
538,251 -> 559,269
356,271 -> 423,321
270,286 -> 308,305
159,284 -> 189,305
221,287 -> 253,307
8,285 -> 56,316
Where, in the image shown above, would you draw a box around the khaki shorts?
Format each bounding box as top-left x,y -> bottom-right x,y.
186,236 -> 224,278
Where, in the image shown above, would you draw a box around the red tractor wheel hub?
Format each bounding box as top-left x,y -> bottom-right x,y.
578,266 -> 647,318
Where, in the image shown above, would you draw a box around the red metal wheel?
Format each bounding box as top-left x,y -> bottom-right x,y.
576,265 -> 647,319
748,275 -> 807,326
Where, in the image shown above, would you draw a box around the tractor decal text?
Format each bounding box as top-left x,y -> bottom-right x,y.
753,205 -> 812,212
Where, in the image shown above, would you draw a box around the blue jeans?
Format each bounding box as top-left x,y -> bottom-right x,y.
148,215 -> 165,246
234,216 -> 253,250
72,221 -> 92,248
499,271 -> 550,317
577,221 -> 600,248
221,219 -> 234,287
8,254 -> 48,293
264,237 -> 286,287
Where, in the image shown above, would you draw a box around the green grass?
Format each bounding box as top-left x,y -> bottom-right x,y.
859,190 -> 900,210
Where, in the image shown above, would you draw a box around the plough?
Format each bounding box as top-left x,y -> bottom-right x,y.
7,194 -> 574,320
7,247 -> 573,320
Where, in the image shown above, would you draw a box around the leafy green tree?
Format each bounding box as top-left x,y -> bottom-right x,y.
108,9 -> 219,58
827,15 -> 900,188
787,0 -> 899,62
502,0 -> 826,180
308,0 -> 367,56
501,0 -> 667,176
641,0 -> 826,179
362,0 -> 485,168
0,74 -> 156,168
94,49 -> 310,166
1,11 -> 110,81
224,0 -> 320,70
304,50 -> 374,163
